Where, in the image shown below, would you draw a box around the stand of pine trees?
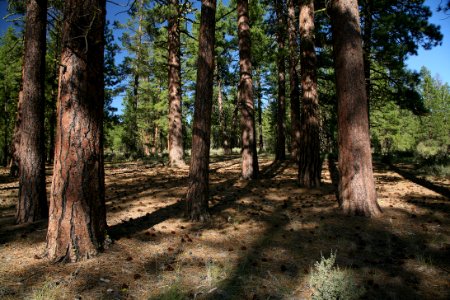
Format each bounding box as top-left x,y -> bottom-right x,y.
0,0 -> 446,261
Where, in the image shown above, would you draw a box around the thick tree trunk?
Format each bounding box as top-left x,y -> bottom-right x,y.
329,0 -> 381,217
288,0 -> 300,162
238,0 -> 258,179
298,0 -> 321,188
185,0 -> 216,221
46,0 -> 107,262
168,0 -> 185,167
274,0 -> 286,161
15,0 -> 48,224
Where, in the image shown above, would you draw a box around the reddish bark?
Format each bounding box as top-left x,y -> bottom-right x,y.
15,0 -> 48,224
329,0 -> 382,217
298,0 -> 321,188
238,0 -> 258,179
287,0 -> 300,162
168,0 -> 185,167
46,0 -> 107,262
275,0 -> 286,161
185,0 -> 216,221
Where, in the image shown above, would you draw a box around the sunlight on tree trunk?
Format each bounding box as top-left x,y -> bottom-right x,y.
329,0 -> 382,217
168,0 -> 185,167
298,0 -> 321,188
46,0 -> 107,262
238,0 -> 258,179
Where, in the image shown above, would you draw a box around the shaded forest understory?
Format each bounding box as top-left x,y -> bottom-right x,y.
0,156 -> 449,299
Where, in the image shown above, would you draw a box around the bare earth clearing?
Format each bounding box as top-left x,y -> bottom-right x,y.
0,155 -> 449,299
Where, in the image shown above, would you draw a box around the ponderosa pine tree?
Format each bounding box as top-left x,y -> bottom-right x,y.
168,0 -> 185,167
274,0 -> 286,161
238,0 -> 258,179
185,0 -> 216,221
0,29 -> 22,167
15,0 -> 48,224
298,0 -> 321,188
360,0 -> 442,119
287,0 -> 300,162
46,0 -> 107,261
329,0 -> 381,217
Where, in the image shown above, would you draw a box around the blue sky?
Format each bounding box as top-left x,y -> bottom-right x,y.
0,0 -> 449,113
405,0 -> 450,84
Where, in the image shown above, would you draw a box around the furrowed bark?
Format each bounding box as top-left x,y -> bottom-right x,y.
298,0 -> 321,188
46,0 -> 107,262
16,0 -> 48,224
329,0 -> 382,217
185,0 -> 217,221
168,0 -> 186,167
238,0 -> 258,179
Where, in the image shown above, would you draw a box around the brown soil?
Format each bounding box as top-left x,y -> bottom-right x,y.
0,155 -> 449,299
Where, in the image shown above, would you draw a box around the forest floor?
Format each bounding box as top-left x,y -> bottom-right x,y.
0,155 -> 449,300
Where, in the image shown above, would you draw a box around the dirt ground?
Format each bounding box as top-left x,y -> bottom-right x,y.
0,155 -> 449,299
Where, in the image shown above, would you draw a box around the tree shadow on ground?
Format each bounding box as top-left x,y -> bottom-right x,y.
2,158 -> 450,299
0,219 -> 47,244
109,159 -> 285,240
389,164 -> 450,199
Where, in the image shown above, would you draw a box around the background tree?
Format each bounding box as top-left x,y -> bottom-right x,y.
168,0 -> 186,167
329,0 -> 382,217
238,0 -> 258,179
287,0 -> 300,161
185,0 -> 217,221
298,0 -> 321,188
46,0 -> 107,262
360,0 -> 442,120
0,28 -> 22,167
274,0 -> 286,161
15,0 -> 48,224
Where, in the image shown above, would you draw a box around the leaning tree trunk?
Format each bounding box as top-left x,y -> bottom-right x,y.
298,0 -> 321,188
329,0 -> 381,217
16,0 -> 48,224
238,0 -> 258,179
46,0 -> 107,262
274,0 -> 286,161
185,0 -> 216,221
287,0 -> 300,162
168,0 -> 185,167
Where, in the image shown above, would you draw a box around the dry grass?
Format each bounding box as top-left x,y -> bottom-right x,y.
0,155 -> 449,299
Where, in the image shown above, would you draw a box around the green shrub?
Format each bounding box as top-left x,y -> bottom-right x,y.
309,251 -> 364,300
148,284 -> 185,300
415,140 -> 448,164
